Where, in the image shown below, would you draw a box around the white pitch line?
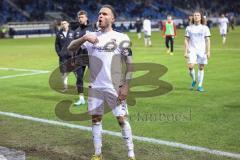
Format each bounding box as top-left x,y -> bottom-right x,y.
0,68 -> 50,79
133,47 -> 240,51
0,68 -> 49,72
0,111 -> 239,159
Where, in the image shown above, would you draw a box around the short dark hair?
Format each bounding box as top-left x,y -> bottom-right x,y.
77,10 -> 88,17
101,4 -> 117,19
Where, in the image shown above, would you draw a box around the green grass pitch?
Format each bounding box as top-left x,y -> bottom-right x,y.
0,27 -> 240,160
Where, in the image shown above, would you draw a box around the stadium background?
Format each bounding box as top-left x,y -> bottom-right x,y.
0,0 -> 240,160
0,0 -> 240,38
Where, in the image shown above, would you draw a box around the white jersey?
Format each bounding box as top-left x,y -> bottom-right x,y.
218,17 -> 229,30
185,24 -> 211,55
83,30 -> 131,89
218,17 -> 229,35
143,19 -> 151,36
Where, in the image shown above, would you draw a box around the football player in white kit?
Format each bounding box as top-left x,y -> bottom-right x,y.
218,13 -> 229,44
184,11 -> 211,92
68,5 -> 135,160
143,16 -> 152,47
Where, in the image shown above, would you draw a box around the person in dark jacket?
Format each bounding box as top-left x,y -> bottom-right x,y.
55,20 -> 74,92
73,10 -> 94,106
135,18 -> 142,39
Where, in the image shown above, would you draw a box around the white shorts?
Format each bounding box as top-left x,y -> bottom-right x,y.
188,53 -> 208,65
220,28 -> 227,35
88,87 -> 129,116
144,30 -> 151,37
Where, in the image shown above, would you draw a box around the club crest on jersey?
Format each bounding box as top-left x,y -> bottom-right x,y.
102,39 -> 117,52
69,33 -> 73,38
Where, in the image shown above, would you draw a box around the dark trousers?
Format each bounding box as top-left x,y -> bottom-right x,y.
59,56 -> 72,73
165,36 -> 174,52
74,65 -> 86,94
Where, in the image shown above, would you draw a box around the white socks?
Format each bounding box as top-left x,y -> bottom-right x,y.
148,37 -> 152,46
79,95 -> 84,100
92,122 -> 102,155
189,68 -> 196,82
62,73 -> 68,89
144,38 -> 152,46
144,38 -> 147,46
189,68 -> 204,87
121,120 -> 135,158
92,120 -> 135,158
138,33 -> 141,39
223,36 -> 226,44
198,69 -> 204,87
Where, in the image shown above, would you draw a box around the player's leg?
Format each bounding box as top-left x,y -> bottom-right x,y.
148,35 -> 152,46
165,37 -> 170,53
105,88 -> 135,159
231,21 -> 235,30
222,34 -> 226,44
91,115 -> 103,160
196,54 -> 208,92
88,88 -> 104,160
74,66 -> 86,106
62,72 -> 68,90
117,115 -> 135,159
197,64 -> 205,92
187,53 -> 197,89
170,36 -> 174,55
137,31 -> 141,39
144,32 -> 148,46
188,63 -> 196,89
59,57 -> 69,92
221,28 -> 227,44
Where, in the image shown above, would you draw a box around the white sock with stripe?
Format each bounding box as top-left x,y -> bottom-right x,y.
198,69 -> 204,87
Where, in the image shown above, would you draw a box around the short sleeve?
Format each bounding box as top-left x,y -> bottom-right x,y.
120,34 -> 132,56
204,26 -> 211,37
185,27 -> 190,37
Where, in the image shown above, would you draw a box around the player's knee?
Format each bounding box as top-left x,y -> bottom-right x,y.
199,65 -> 204,70
117,116 -> 126,126
92,115 -> 102,124
189,66 -> 194,70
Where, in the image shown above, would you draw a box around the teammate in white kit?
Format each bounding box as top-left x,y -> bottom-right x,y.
68,5 -> 135,160
218,13 -> 229,44
143,16 -> 152,47
184,11 -> 211,92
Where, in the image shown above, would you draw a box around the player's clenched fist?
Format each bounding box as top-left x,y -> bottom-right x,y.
83,34 -> 99,44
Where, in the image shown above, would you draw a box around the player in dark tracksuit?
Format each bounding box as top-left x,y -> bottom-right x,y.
73,10 -> 94,106
55,20 -> 74,92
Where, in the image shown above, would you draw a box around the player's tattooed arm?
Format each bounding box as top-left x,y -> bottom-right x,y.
68,36 -> 85,52
184,37 -> 190,58
68,34 -> 98,52
205,37 -> 211,59
125,56 -> 133,84
118,55 -> 133,101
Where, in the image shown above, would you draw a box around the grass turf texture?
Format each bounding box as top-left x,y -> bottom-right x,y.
0,27 -> 240,160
